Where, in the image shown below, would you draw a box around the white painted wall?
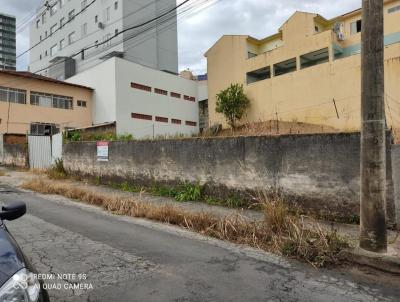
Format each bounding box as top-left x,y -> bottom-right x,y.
66,58 -> 116,124
29,0 -> 178,76
114,57 -> 198,138
67,57 -> 203,139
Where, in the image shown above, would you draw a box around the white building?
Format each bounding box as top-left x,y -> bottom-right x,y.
66,57 -> 205,138
29,0 -> 178,79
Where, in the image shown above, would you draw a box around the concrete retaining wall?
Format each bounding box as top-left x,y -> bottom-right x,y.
3,143 -> 28,167
63,132 -> 396,222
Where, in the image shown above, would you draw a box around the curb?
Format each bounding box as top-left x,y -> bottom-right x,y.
339,247 -> 400,275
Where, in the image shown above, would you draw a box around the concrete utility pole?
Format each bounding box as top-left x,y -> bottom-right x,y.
360,0 -> 387,252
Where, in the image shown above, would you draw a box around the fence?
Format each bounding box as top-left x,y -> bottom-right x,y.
28,133 -> 63,169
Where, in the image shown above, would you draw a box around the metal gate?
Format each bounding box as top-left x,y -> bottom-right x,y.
51,133 -> 63,163
28,136 -> 52,169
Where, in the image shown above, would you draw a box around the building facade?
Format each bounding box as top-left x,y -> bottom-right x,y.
29,0 -> 178,79
206,0 -> 400,139
0,13 -> 16,71
0,70 -> 93,135
67,57 -> 203,138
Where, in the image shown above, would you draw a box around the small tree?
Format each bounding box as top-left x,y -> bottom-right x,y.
215,84 -> 250,129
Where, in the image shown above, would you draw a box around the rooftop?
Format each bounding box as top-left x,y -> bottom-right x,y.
0,70 -> 94,91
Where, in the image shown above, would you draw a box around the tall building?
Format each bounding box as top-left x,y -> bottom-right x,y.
206,0 -> 400,139
29,0 -> 178,80
0,13 -> 16,71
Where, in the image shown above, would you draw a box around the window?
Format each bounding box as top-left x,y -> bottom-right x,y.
60,0 -> 65,8
185,121 -> 197,127
246,66 -> 271,84
350,20 -> 362,35
273,58 -> 297,77
68,31 -> 75,44
0,86 -> 26,104
131,82 -> 151,92
81,0 -> 88,10
42,13 -> 46,24
103,33 -> 111,46
388,5 -> 400,13
30,123 -> 59,136
50,44 -> 58,56
45,30 -> 48,38
40,54 -> 42,60
82,23 -> 87,36
50,24 -> 57,35
155,116 -> 168,123
60,39 -> 65,50
50,4 -> 57,16
189,97 -> 196,102
40,35 -> 42,41
60,17 -> 65,28
171,119 -> 181,125
77,100 -> 87,107
106,7 -> 111,21
170,92 -> 181,99
131,113 -> 152,120
114,1 -> 118,9
36,19 -> 40,28
45,50 -> 48,56
95,15 -> 98,23
68,9 -> 75,21
155,88 -> 167,95
30,91 -> 73,109
184,95 -> 190,101
115,28 -> 118,36
300,48 -> 329,69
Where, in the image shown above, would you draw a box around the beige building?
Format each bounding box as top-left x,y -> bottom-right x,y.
0,70 -> 93,135
206,0 -> 400,139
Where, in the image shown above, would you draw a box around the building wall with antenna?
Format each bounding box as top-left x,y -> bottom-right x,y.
206,2 -> 400,141
29,0 -> 178,78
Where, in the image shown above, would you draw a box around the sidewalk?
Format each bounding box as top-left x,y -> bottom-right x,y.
1,166 -> 399,272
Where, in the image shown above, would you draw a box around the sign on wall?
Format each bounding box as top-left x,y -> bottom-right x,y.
97,141 -> 109,162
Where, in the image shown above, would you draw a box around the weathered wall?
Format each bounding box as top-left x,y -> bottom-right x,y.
63,132 -> 396,222
3,143 -> 28,167
393,145 -> 400,226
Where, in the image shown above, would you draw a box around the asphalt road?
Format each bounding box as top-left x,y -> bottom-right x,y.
0,183 -> 399,302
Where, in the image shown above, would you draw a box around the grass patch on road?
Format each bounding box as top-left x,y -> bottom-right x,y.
0,171 -> 7,176
21,178 -> 348,268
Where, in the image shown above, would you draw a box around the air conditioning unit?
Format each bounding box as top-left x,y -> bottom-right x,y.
98,22 -> 104,29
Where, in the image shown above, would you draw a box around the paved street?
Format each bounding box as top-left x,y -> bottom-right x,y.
0,182 -> 399,301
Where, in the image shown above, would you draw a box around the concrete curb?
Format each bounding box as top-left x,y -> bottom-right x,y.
340,247 -> 400,275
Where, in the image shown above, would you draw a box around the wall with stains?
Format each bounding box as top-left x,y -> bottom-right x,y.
63,132 -> 397,223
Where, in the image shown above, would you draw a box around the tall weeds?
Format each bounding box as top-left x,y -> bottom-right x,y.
21,178 -> 348,267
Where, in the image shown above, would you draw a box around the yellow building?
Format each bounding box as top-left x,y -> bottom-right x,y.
206,0 -> 400,139
0,70 -> 93,135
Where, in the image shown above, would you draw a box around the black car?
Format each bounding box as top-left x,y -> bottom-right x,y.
0,201 -> 49,302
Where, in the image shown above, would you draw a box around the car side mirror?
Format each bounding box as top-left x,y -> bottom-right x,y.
0,201 -> 26,221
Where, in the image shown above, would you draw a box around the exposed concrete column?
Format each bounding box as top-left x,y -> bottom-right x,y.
360,0 -> 387,252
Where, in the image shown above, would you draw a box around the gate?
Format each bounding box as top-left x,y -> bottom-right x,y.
28,136 -> 52,169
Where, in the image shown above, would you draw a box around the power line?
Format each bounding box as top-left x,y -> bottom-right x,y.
17,0 -> 98,59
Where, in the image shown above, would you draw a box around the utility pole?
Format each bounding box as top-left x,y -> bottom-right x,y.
360,0 -> 387,252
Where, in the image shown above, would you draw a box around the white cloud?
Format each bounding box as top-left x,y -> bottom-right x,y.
1,0 -> 362,73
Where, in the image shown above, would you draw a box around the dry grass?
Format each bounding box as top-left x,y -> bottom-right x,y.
21,178 -> 348,267
0,171 -> 6,177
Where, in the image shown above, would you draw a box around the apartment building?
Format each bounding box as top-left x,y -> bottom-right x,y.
0,70 -> 93,135
66,57 -> 204,138
29,0 -> 178,79
206,0 -> 400,136
0,13 -> 16,71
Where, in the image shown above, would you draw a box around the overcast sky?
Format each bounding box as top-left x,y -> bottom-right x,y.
1,0 -> 361,74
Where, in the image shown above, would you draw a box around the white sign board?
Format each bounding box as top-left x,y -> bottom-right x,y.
97,141 -> 109,161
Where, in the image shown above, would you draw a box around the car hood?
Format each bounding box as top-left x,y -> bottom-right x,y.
0,225 -> 26,287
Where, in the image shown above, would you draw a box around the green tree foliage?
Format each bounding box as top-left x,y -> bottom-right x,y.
215,84 -> 250,129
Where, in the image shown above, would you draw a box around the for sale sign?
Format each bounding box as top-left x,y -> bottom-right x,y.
97,141 -> 109,162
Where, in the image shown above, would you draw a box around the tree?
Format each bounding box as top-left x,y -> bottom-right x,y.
215,84 -> 250,129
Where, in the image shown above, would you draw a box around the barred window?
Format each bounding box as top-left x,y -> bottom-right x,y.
185,121 -> 197,127
131,113 -> 152,120
171,119 -> 181,125
30,91 -> 73,109
0,86 -> 26,104
155,88 -> 168,96
155,116 -> 168,123
170,92 -> 181,99
131,82 -> 151,92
